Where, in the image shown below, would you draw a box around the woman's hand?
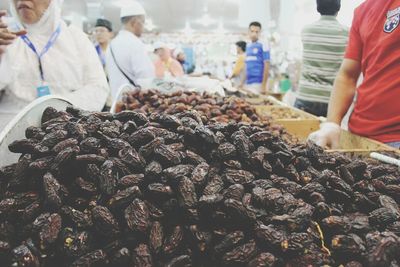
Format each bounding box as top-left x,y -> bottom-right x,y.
0,11 -> 26,55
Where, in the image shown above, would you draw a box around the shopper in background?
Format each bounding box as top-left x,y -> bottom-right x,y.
93,18 -> 113,110
154,43 -> 184,79
106,2 -> 155,99
94,18 -> 113,70
309,0 -> 400,149
175,49 -> 196,75
173,48 -> 188,74
0,0 -> 108,116
230,41 -> 246,88
295,0 -> 348,117
245,21 -> 271,95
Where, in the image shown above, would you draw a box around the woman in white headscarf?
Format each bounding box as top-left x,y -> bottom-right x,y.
0,0 -> 109,121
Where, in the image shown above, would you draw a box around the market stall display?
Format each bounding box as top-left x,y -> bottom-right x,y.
256,106 -> 317,120
254,105 -> 320,141
114,90 -> 266,124
245,97 -> 276,107
0,106 -> 399,266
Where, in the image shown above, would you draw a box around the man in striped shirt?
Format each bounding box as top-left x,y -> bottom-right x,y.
295,0 -> 348,117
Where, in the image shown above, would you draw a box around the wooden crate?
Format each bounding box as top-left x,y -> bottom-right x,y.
245,97 -> 275,106
256,106 -> 319,121
267,96 -> 287,106
245,95 -> 287,107
255,105 -> 398,155
270,93 -> 284,101
276,120 -> 321,140
255,105 -> 321,140
283,122 -> 398,156
327,130 -> 399,156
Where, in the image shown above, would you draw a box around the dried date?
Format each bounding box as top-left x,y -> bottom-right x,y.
99,160 -> 117,196
247,252 -> 277,267
177,177 -> 197,208
222,240 -> 258,265
43,172 -> 62,211
223,169 -> 255,185
149,221 -> 164,255
61,206 -> 92,229
91,206 -> 119,238
125,199 -> 150,233
164,225 -> 184,256
154,144 -> 182,167
166,255 -> 192,267
133,244 -> 153,267
70,249 -> 106,267
11,244 -> 39,267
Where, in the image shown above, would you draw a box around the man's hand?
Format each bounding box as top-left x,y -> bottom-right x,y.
308,122 -> 341,149
0,11 -> 25,56
260,81 -> 268,95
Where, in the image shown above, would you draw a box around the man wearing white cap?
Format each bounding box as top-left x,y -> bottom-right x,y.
106,1 -> 155,99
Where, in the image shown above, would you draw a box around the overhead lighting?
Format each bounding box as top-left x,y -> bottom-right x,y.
184,21 -> 193,36
112,0 -> 133,8
198,14 -> 215,27
215,20 -> 226,34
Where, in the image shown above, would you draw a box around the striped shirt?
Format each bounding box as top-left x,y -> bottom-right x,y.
298,16 -> 349,103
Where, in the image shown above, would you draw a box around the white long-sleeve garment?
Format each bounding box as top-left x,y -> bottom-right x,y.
106,30 -> 155,99
0,0 -> 109,115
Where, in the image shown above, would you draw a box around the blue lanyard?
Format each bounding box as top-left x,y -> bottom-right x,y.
95,44 -> 106,67
20,24 -> 62,81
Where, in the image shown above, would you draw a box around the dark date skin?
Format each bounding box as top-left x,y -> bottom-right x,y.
1,104 -> 399,266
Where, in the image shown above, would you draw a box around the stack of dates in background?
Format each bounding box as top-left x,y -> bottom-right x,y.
0,105 -> 399,267
114,90 -> 270,124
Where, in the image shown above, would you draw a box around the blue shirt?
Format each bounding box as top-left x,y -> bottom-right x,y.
245,41 -> 270,84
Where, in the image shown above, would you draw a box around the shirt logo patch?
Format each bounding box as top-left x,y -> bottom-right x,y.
384,7 -> 400,33
252,48 -> 259,54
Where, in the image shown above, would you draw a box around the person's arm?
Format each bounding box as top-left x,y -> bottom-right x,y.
230,56 -> 244,79
261,42 -> 271,94
327,59 -> 361,124
64,27 -> 109,111
235,64 -> 247,89
261,60 -> 270,94
170,59 -> 184,77
308,59 -> 360,149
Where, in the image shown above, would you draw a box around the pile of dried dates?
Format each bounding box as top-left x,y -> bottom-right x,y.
0,106 -> 399,267
115,90 -> 265,124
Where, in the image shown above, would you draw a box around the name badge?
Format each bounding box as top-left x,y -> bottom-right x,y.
37,85 -> 51,98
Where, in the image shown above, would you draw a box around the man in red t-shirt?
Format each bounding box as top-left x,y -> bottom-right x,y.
310,0 -> 400,149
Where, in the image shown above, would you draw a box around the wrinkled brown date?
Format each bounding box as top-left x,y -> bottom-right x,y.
149,221 -> 164,255
43,172 -> 62,211
125,199 -> 150,233
133,244 -> 153,267
164,225 -> 184,256
91,206 -> 119,238
222,240 -> 258,265
1,103 -> 400,267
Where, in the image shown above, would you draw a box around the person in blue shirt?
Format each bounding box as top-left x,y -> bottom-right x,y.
94,18 -> 113,70
244,21 -> 271,95
94,18 -> 113,110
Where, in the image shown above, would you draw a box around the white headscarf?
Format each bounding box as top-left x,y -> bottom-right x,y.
9,0 -> 64,35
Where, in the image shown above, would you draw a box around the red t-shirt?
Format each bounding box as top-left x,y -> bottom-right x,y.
345,0 -> 400,143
